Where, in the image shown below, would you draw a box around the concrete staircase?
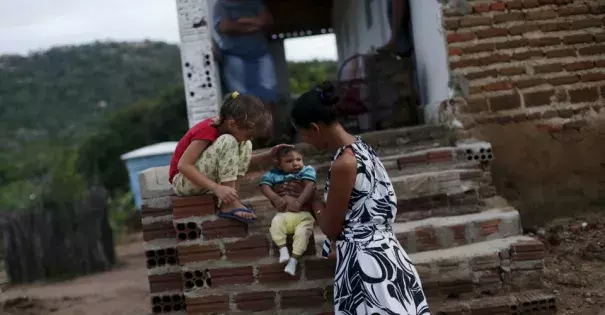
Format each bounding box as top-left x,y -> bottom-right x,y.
138,125 -> 556,315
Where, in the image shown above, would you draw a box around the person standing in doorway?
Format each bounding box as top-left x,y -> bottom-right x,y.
213,0 -> 287,144
385,0 -> 413,57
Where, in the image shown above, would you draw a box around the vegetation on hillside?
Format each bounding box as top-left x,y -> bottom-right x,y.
0,41 -> 337,219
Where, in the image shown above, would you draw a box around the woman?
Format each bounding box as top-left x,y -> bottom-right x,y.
291,82 -> 430,315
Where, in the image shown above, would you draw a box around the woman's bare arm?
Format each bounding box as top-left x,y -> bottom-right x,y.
318,153 -> 357,239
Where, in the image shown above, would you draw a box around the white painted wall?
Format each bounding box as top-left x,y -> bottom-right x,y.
408,0 -> 450,124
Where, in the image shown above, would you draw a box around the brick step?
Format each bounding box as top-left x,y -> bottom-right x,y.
312,207 -> 522,256
247,124 -> 452,173
243,166 -> 490,212
240,139 -> 493,199
167,235 -> 545,314
432,290 -> 556,315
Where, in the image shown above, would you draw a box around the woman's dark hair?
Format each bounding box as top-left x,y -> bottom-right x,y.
215,91 -> 271,134
291,81 -> 340,129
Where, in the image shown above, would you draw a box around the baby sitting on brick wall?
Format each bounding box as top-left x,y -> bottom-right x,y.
259,147 -> 318,275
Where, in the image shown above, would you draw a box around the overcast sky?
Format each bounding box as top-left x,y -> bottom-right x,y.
0,0 -> 337,61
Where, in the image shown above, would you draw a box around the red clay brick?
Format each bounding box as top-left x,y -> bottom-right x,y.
450,59 -> 479,70
496,39 -> 529,50
509,24 -> 539,35
428,150 -> 453,161
544,48 -> 576,58
499,67 -> 525,76
281,289 -> 326,309
483,81 -> 514,92
450,224 -> 467,245
235,291 -> 276,312
539,21 -> 570,32
568,86 -> 599,103
579,44 -> 605,56
178,244 -> 221,264
466,69 -> 498,80
546,74 -> 580,86
529,37 -> 561,47
463,43 -> 496,54
172,195 -> 215,208
558,4 -> 589,16
595,33 -> 605,43
511,251 -> 546,261
398,153 -> 428,166
187,295 -> 230,314
590,3 -> 605,14
515,77 -> 546,89
173,204 -> 215,219
143,221 -> 176,242
447,32 -> 476,43
148,273 -> 182,293
141,206 -> 172,219
597,60 -> 605,68
466,96 -> 489,113
582,72 -> 605,82
489,92 -> 522,111
526,9 -> 558,21
562,34 -> 594,45
534,63 -> 563,74
538,0 -> 556,4
305,258 -> 336,280
201,218 -> 248,239
524,89 -> 554,107
512,50 -> 543,61
443,19 -> 460,30
460,16 -> 492,27
209,266 -> 254,286
565,61 -> 594,72
478,54 -> 512,66
224,235 -> 269,261
523,0 -> 540,8
449,47 -> 463,56
491,2 -> 506,11
258,263 -> 299,283
493,12 -> 524,23
475,28 -> 507,39
506,0 -> 523,10
473,3 -> 490,13
415,227 -> 440,252
571,18 -> 602,30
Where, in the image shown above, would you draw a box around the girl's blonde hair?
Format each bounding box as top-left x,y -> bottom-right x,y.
214,91 -> 272,136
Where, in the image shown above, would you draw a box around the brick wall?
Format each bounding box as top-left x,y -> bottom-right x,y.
443,0 -> 605,122
441,0 -> 605,224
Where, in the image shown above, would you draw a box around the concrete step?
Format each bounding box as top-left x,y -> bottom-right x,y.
247,124 -> 453,173
243,166 -> 489,210
176,235 -> 546,312
312,207 -> 522,256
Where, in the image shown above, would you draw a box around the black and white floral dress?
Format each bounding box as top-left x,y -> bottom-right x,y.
323,138 -> 430,315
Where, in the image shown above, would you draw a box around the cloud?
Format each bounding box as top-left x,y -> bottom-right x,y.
0,0 -> 336,61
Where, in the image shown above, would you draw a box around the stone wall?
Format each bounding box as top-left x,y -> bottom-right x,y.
442,0 -> 605,224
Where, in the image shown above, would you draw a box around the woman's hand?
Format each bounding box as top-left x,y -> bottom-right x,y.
212,185 -> 239,204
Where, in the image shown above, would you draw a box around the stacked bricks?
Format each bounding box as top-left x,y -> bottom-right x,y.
443,0 -> 605,125
435,290 -> 556,315
415,236 -> 546,302
140,166 -> 186,314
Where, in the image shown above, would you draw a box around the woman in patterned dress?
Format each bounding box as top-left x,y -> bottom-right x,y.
291,82 -> 431,315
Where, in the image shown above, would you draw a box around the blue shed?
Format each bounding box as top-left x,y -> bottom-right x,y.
121,142 -> 178,210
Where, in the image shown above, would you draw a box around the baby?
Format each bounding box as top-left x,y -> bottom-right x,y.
260,147 -> 317,275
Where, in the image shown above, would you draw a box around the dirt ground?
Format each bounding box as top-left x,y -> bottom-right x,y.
2,214 -> 605,315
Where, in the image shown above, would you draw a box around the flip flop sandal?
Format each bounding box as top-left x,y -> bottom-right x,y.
216,207 -> 256,224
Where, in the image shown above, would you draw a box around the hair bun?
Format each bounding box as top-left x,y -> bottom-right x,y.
315,81 -> 340,106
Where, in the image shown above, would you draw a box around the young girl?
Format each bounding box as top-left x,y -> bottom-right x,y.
169,91 -> 288,223
291,83 -> 430,314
